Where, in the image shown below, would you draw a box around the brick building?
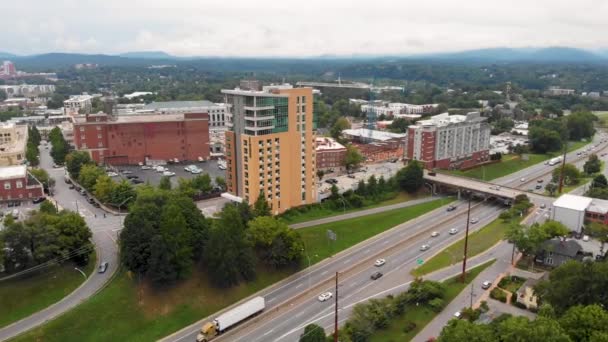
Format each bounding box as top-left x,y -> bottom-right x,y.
0,123 -> 27,167
342,128 -> 406,163
73,112 -> 210,165
406,112 -> 490,170
0,165 -> 44,202
315,137 -> 346,171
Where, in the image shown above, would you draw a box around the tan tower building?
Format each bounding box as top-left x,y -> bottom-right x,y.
222,85 -> 317,214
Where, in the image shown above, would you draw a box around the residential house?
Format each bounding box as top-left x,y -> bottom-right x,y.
515,278 -> 541,310
535,238 -> 583,267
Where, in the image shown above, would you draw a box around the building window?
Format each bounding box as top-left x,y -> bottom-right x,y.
4,182 -> 10,190
98,142 -> 103,148
546,258 -> 553,265
16,181 -> 22,188
96,126 -> 101,130
80,127 -> 84,132
97,134 -> 102,139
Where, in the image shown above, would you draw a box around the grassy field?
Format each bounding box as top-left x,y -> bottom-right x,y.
411,218 -> 509,277
300,197 -> 452,264
11,198 -> 449,342
371,260 -> 496,342
0,253 -> 95,329
280,191 -> 428,224
451,140 -> 590,181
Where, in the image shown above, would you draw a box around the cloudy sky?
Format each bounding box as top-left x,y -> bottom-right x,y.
2,0 -> 607,57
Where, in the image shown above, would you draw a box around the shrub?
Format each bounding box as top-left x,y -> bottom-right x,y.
490,288 -> 507,303
402,321 -> 417,333
428,298 -> 445,312
480,300 -> 490,313
512,301 -> 527,310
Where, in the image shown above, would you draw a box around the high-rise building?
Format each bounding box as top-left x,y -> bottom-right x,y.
0,61 -> 16,76
222,85 -> 317,214
406,112 -> 491,170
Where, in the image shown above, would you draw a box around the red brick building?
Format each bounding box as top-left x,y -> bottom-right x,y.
73,113 -> 210,165
0,165 -> 44,202
315,137 -> 347,171
406,112 -> 491,170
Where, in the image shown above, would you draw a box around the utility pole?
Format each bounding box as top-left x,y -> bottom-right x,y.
334,272 -> 339,342
558,141 -> 568,194
461,192 -> 472,283
470,283 -> 475,308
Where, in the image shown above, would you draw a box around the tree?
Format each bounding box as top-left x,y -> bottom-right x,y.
586,222 -> 608,255
559,305 -> 608,342
94,175 -> 115,203
506,221 -> 569,256
215,176 -> 226,191
30,168 -> 54,192
29,125 -> 41,146
584,154 -> 602,175
593,174 -> 608,189
54,212 -> 93,265
109,180 -> 136,209
567,111 -> 596,141
396,161 -> 424,193
0,90 -> 6,102
26,141 -> 39,166
552,164 -> 581,186
204,205 -> 256,287
159,176 -> 172,190
147,235 -> 178,285
65,151 -> 93,179
39,200 -> 57,214
529,126 -> 563,153
546,182 -> 559,196
330,117 -> 351,141
248,216 -> 304,267
437,319 -> 495,342
496,316 -> 571,342
78,164 -> 104,191
191,174 -> 212,193
299,323 -> 325,342
316,169 -> 325,181
253,192 -> 271,217
344,144 -> 364,171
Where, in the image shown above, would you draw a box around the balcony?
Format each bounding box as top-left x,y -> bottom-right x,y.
245,115 -> 275,121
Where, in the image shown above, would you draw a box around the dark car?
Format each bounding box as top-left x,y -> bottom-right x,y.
79,189 -> 87,196
74,186 -> 81,191
32,197 -> 46,204
537,179 -> 544,183
371,272 -> 383,280
446,205 -> 457,212
126,175 -> 139,179
92,202 -> 101,208
87,197 -> 95,204
98,261 -> 109,273
131,179 -> 144,184
535,184 -> 542,190
68,184 -> 75,189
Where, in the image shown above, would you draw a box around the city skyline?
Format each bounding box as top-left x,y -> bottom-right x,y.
2,0 -> 608,57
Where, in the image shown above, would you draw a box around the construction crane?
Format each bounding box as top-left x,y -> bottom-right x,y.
366,78 -> 376,139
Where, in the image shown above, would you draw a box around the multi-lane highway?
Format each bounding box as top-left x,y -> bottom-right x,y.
165,132 -> 608,342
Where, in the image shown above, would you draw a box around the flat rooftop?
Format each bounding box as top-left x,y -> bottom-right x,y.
315,137 -> 346,151
142,100 -> 222,110
0,165 -> 26,180
342,128 -> 406,141
588,198 -> 608,214
553,194 -> 593,212
413,112 -> 486,128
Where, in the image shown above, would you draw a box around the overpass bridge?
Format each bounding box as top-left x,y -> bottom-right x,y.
424,170 -> 552,204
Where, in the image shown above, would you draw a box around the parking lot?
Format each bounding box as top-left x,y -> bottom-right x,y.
106,159 -> 227,188
318,161 -> 403,199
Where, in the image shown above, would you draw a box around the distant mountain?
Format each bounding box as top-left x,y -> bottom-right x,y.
418,47 -> 606,62
119,51 -> 176,59
0,52 -> 18,59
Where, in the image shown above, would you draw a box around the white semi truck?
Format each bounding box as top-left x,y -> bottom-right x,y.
196,296 -> 265,342
548,156 -> 563,166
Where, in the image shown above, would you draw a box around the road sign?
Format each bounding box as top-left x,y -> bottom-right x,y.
327,229 -> 337,241
416,258 -> 424,265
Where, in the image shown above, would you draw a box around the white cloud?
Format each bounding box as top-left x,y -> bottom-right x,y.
1,0 -> 607,56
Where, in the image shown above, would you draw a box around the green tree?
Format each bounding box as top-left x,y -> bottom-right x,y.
29,168 -> 55,192
567,111 -> 596,141
396,161 -> 424,193
546,182 -> 559,196
159,176 -> 172,190
192,173 -> 212,193
299,323 -> 325,342
94,175 -> 115,203
248,216 -> 304,267
253,192 -> 271,217
560,305 -> 608,342
316,169 -> 325,181
215,176 -> 226,190
495,316 -> 571,342
330,117 -> 351,141
147,235 -> 177,285
65,151 -> 93,179
78,164 -> 104,191
39,200 -> 57,214
552,164 -> 581,186
109,180 -> 136,210
29,125 -> 41,146
437,319 -> 495,342
593,174 -> 608,189
584,154 -> 602,175
26,141 -> 39,166
54,211 -> 93,265
529,126 -> 563,153
121,202 -> 161,276
344,144 -> 364,170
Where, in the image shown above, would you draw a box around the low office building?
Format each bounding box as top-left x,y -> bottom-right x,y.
550,194 -> 608,233
0,165 -> 44,201
73,112 -> 210,165
315,137 -> 346,171
515,278 -> 541,310
0,123 -> 27,167
64,95 -> 93,116
406,112 -> 491,170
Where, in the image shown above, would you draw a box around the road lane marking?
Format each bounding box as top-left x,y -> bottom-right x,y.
343,258 -> 351,264
364,249 -> 370,254
296,284 -> 303,289
263,329 -> 275,336
383,240 -> 390,245
321,270 -> 328,275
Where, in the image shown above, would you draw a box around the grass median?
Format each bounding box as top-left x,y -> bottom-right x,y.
0,252 -> 95,329
371,259 -> 496,342
451,140 -> 590,181
11,198 -> 450,342
411,218 -> 509,277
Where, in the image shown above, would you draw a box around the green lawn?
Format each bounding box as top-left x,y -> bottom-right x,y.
300,197 -> 452,264
451,140 -> 590,181
280,191 -> 428,225
371,260 -> 496,342
0,253 -> 95,329
11,198 -> 449,342
412,218 -> 509,277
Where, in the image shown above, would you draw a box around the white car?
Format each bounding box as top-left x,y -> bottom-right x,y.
470,218 -> 479,224
420,244 -> 430,251
163,171 -> 176,177
520,178 -> 526,182
540,203 -> 546,209
156,166 -> 166,173
191,168 -> 202,174
318,292 -> 333,302
431,231 -> 440,237
141,165 -> 152,170
107,172 -> 118,177
454,311 -> 462,319
218,164 -> 227,170
481,281 -> 492,289
449,228 -> 459,235
184,165 -> 197,172
374,259 -> 386,267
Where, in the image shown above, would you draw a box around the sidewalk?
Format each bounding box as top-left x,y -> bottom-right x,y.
289,196 -> 442,229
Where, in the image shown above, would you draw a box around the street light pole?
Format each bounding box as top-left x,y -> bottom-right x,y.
74,267 -> 86,279
461,191 -> 472,283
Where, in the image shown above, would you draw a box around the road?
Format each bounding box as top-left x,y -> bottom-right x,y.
164,134 -> 608,342
165,199 -> 505,342
0,144 -> 122,341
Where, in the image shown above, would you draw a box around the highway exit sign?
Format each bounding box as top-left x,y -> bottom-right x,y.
417,258 -> 424,265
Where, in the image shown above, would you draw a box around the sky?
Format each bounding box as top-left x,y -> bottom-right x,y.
2,0 -> 608,57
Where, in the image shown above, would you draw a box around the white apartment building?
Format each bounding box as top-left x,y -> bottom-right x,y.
0,84 -> 56,98
64,95 -> 93,116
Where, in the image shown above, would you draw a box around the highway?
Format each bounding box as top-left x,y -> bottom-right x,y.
165,133 -> 608,342
0,144 -> 122,341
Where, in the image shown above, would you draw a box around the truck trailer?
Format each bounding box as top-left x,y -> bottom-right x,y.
548,156 -> 563,166
196,296 -> 265,342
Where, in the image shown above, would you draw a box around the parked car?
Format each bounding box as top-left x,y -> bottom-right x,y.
540,203 -> 547,209
520,178 -> 526,182
79,189 -> 87,196
121,170 -> 133,175
74,185 -> 81,191
537,179 -> 544,183
141,165 -> 152,170
420,244 -> 430,251
32,197 -> 46,204
184,165 -> 197,172
218,164 -> 227,170
374,258 -> 386,267
11,209 -> 19,219
87,197 -> 95,204
92,202 -> 101,208
191,167 -> 203,174
98,261 -> 109,273
449,228 -> 459,235
107,172 -> 118,177
481,281 -> 492,289
156,166 -> 166,172
454,311 -> 462,319
131,179 -> 144,184
347,174 -> 356,179
318,292 -> 333,302
370,272 -> 383,280
126,175 -> 138,179
163,171 -> 176,177
68,184 -> 75,189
